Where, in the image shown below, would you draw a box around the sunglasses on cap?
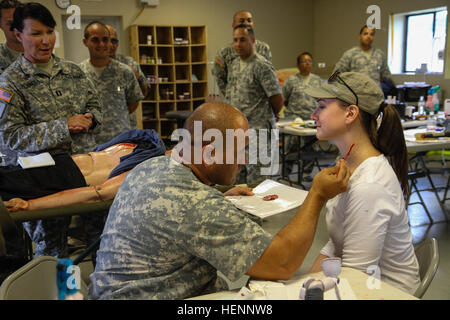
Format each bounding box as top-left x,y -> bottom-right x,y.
328,70 -> 359,106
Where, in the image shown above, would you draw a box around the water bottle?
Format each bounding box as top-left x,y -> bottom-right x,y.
418,96 -> 425,115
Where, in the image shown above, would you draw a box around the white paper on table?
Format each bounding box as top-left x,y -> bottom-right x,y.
226,179 -> 308,218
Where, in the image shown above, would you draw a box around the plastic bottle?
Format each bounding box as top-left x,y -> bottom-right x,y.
432,86 -> 440,114
435,86 -> 442,105
425,91 -> 433,115
418,96 -> 425,115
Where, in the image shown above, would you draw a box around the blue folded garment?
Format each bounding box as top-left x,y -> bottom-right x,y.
93,129 -> 166,178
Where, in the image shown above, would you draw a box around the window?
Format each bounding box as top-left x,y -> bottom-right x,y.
388,7 -> 447,74
405,9 -> 447,73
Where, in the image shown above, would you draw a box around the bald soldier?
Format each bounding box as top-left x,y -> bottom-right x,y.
89,102 -> 350,300
212,10 -> 272,97
225,24 -> 283,184
79,21 -> 144,145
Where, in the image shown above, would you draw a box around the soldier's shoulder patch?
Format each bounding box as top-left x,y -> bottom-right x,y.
215,56 -> 225,67
0,88 -> 13,103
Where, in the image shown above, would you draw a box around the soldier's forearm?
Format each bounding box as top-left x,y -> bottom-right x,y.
140,82 -> 149,97
4,119 -> 71,153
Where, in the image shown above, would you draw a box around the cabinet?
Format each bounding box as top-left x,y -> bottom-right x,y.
129,25 -> 208,139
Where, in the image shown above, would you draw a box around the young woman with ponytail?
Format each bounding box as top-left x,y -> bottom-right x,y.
305,72 -> 420,295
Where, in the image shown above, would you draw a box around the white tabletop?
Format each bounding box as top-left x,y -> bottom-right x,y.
276,122 -> 317,137
402,119 -> 437,129
404,128 -> 450,153
188,267 -> 418,300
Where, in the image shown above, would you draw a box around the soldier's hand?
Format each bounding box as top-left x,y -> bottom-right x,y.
224,186 -> 254,197
131,68 -> 140,80
309,160 -> 350,201
67,114 -> 93,133
4,198 -> 29,212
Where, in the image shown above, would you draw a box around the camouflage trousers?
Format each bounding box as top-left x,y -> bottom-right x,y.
23,211 -> 107,258
23,218 -> 71,258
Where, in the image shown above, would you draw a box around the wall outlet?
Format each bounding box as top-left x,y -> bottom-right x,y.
140,0 -> 159,6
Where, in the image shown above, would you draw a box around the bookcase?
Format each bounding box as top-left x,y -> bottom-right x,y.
129,25 -> 208,139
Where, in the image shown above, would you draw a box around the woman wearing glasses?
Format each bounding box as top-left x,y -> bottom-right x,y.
306,71 -> 420,295
282,52 -> 322,121
282,52 -> 323,179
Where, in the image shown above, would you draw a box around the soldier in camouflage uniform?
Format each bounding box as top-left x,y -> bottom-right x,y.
282,52 -> 322,178
80,21 -> 143,146
225,25 -> 283,185
89,102 -> 351,300
0,0 -> 22,74
0,3 -> 102,257
106,24 -> 149,129
212,10 -> 272,97
283,52 -> 322,120
334,25 -> 390,83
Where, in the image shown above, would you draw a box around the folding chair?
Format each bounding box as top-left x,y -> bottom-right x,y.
413,238 -> 439,299
0,256 -> 88,300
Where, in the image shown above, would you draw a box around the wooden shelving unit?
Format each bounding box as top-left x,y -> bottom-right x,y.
129,25 -> 208,139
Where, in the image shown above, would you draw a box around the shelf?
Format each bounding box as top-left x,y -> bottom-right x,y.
155,26 -> 172,45
190,26 -> 206,45
191,46 -> 206,63
130,24 -> 207,137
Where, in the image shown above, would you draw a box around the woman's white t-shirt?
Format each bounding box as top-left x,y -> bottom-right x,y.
320,155 -> 420,295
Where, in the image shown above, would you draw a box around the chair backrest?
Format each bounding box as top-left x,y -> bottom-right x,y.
0,256 -> 88,300
414,237 -> 439,299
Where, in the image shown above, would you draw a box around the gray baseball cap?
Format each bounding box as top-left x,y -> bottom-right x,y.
305,72 -> 385,115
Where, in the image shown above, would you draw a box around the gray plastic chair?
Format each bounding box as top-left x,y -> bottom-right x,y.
414,237 -> 439,299
0,256 -> 88,300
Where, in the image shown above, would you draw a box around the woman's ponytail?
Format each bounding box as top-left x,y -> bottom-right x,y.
361,103 -> 409,199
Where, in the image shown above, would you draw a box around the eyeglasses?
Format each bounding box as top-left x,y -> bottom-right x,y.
328,70 -> 358,106
111,38 -> 119,45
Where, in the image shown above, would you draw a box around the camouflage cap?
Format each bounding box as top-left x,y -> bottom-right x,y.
305,72 -> 384,115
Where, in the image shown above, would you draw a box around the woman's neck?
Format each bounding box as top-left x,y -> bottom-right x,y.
334,134 -> 381,173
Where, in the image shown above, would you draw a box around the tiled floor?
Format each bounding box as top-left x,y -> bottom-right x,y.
261,155 -> 450,300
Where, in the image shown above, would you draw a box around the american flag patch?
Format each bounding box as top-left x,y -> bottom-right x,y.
0,88 -> 13,103
215,56 -> 224,67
